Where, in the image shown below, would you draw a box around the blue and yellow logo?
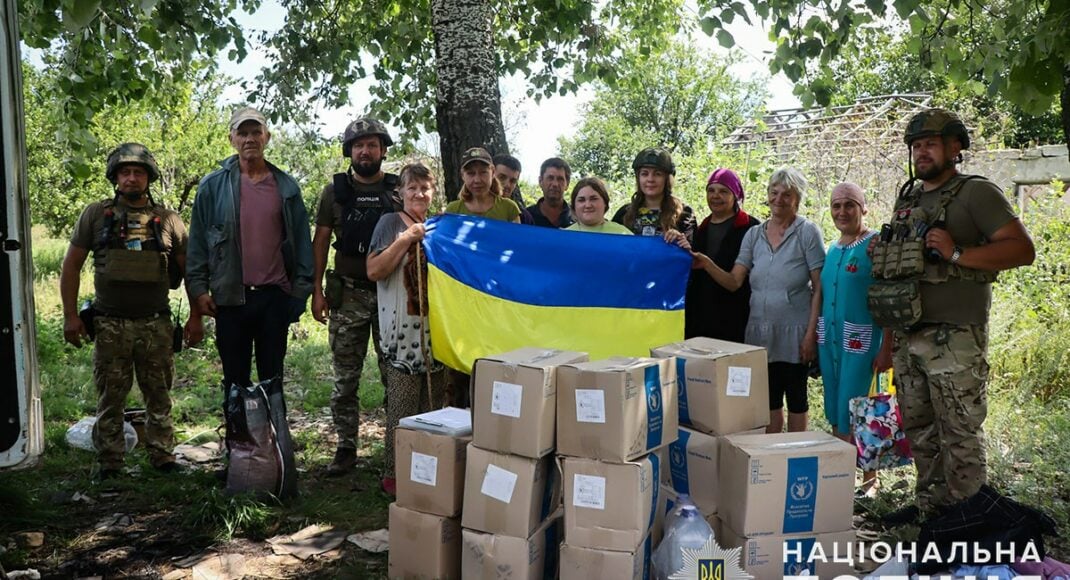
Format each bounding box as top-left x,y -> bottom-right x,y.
698,559 -> 724,580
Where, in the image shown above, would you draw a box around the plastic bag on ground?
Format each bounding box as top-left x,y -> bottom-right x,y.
65,416 -> 138,452
652,503 -> 714,580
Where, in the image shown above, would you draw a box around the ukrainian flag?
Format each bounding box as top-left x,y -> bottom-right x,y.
422,214 -> 690,374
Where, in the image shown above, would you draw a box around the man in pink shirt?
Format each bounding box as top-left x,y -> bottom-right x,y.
186,107 -> 313,391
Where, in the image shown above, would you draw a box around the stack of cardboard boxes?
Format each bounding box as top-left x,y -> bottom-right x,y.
388,407 -> 472,579
652,337 -> 858,578
555,357 -> 679,580
718,431 -> 858,578
461,348 -> 588,579
387,338 -> 860,578
651,337 -> 771,533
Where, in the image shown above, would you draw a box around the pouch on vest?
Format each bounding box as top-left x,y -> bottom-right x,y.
871,239 -> 925,280
224,377 -> 298,500
103,249 -> 168,284
324,269 -> 344,309
868,280 -> 922,331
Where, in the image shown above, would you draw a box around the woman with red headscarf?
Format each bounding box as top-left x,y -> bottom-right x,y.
686,168 -> 760,342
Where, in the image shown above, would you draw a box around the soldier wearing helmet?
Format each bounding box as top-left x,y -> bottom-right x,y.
872,108 -> 1035,526
311,116 -> 398,478
612,147 -> 696,242
59,142 -> 190,480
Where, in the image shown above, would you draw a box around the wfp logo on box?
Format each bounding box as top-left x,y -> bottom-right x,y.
648,388 -> 662,412
790,478 -> 815,501
670,537 -> 753,580
671,446 -> 686,469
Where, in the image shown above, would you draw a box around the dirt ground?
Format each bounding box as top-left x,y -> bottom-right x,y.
1,411 -> 392,580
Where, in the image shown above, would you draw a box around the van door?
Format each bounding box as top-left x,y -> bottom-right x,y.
0,0 -> 44,468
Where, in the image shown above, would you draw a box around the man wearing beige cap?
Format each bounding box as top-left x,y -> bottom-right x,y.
186,106 -> 313,399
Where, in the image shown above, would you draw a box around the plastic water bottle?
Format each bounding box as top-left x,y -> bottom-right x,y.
652,504 -> 715,580
65,417 -> 138,453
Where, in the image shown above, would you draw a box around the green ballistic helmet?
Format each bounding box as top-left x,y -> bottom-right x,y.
632,147 -> 675,175
342,117 -> 394,157
105,142 -> 161,184
903,108 -> 971,149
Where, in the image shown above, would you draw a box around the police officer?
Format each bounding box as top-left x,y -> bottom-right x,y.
874,109 -> 1035,525
311,117 -> 396,476
60,143 -> 189,480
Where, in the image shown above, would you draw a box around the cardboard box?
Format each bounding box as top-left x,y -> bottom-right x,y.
651,337 -> 770,436
560,534 -> 653,580
388,503 -> 461,580
562,452 -> 662,551
395,428 -> 470,517
557,357 -> 678,462
719,521 -> 857,579
472,348 -> 588,458
663,426 -> 720,515
719,432 -> 855,537
461,511 -> 562,580
461,443 -> 560,538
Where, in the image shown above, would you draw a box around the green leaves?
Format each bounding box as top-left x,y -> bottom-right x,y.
560,41 -> 767,183
716,29 -> 734,49
61,0 -> 101,31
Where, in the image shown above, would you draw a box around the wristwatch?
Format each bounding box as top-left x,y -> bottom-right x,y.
950,245 -> 963,264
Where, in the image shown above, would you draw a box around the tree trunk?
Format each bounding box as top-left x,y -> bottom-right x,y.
430,0 -> 510,201
1062,65 -> 1070,164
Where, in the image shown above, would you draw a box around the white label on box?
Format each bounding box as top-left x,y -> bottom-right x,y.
572,474 -> 607,510
726,366 -> 752,397
490,380 -> 523,418
480,464 -> 518,503
575,389 -> 606,423
409,451 -> 438,486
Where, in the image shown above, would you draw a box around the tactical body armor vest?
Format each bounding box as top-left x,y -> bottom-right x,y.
331,171 -> 398,258
94,198 -> 180,288
868,174 -> 997,330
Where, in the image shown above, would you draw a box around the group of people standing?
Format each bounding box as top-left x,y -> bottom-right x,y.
61,105 -> 1035,528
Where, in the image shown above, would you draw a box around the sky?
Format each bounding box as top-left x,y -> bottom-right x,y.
225,2 -> 802,183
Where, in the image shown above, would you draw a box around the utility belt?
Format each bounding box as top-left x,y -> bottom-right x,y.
79,302 -> 182,352
324,270 -> 375,309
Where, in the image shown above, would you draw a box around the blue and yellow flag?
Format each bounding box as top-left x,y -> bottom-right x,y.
422,214 -> 690,374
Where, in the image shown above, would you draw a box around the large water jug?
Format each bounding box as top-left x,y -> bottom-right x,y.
652,503 -> 714,580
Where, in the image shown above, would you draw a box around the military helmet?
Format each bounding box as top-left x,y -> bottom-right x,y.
342,117 -> 394,157
632,147 -> 675,175
903,108 -> 971,150
105,142 -> 161,184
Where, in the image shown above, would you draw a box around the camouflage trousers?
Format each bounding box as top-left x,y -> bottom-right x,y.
328,286 -> 387,451
894,323 -> 989,512
383,365 -> 447,477
92,315 -> 175,469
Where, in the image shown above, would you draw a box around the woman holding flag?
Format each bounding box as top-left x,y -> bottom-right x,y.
686,168 -> 760,342
367,162 -> 445,495
612,147 -> 696,241
444,146 -> 521,223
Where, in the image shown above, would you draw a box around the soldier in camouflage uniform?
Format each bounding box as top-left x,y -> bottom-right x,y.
872,110 -> 1035,525
311,118 -> 397,476
60,143 -> 189,480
